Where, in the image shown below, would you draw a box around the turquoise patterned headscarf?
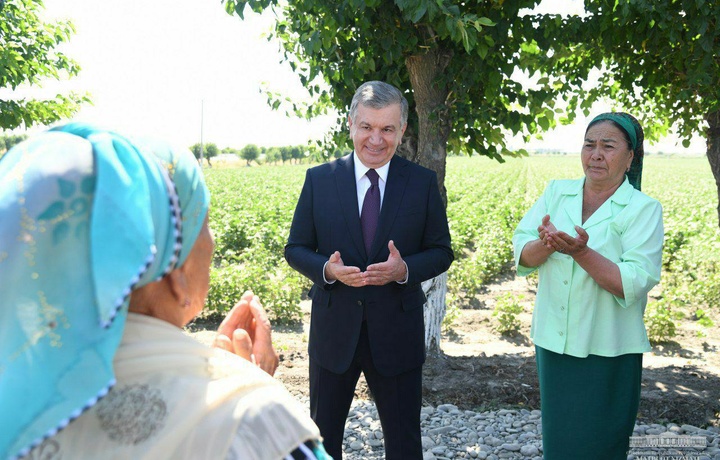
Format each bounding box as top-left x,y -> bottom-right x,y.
0,123 -> 209,459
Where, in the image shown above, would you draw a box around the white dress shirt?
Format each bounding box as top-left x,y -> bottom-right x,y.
353,153 -> 390,214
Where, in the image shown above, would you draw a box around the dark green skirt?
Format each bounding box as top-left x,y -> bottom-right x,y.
535,346 -> 642,460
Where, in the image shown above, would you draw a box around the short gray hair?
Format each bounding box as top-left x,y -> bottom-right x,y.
349,81 -> 408,127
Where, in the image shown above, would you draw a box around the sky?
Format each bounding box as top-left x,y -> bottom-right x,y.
5,0 -> 707,154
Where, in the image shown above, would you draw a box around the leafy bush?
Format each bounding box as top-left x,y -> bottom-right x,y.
694,309 -> 714,328
204,166 -> 307,323
645,299 -> 678,344
492,293 -> 524,336
206,247 -> 305,324
525,271 -> 539,290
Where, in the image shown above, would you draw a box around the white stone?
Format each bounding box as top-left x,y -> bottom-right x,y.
421,436 -> 436,449
500,443 -> 521,451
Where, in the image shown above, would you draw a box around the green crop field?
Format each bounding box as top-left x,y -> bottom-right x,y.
203,155 -> 720,341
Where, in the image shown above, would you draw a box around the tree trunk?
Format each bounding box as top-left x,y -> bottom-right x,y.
706,110 -> 720,229
405,48 -> 453,205
405,48 -> 453,357
422,271 -> 448,354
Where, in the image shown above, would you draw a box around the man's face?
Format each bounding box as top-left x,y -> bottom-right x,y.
348,103 -> 407,169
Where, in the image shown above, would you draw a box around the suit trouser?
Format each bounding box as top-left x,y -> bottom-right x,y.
309,322 -> 423,460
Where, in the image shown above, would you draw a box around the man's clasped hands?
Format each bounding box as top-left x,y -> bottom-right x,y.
325,240 -> 408,287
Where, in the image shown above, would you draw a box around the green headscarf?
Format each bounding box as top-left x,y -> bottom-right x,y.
587,112 -> 645,191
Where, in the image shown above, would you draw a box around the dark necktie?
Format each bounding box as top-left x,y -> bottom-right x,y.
361,169 -> 380,254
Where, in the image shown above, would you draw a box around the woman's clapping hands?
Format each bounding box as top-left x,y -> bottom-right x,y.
213,291 -> 280,376
538,214 -> 589,256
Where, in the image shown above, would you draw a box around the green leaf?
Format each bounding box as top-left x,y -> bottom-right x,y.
477,42 -> 488,59
0,0 -> 88,130
410,3 -> 427,23
477,17 -> 495,27
538,116 -> 550,131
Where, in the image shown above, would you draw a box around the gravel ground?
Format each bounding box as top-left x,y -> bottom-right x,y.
326,399 -> 720,460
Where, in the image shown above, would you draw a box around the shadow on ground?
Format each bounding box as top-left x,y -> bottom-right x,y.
421,353 -> 720,428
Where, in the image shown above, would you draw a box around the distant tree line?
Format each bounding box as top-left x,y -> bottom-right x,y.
189,142 -> 352,167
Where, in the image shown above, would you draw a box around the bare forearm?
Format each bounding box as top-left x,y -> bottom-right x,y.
519,239 -> 554,268
572,247 -> 624,298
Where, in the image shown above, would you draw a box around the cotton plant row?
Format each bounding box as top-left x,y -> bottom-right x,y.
199,156 -> 720,336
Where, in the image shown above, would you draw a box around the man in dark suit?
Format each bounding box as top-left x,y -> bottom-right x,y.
285,81 -> 454,459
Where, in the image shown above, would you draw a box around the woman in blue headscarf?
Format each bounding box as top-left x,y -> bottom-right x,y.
513,113 -> 664,459
0,124 -> 330,460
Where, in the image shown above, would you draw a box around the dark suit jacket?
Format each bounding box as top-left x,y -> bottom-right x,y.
284,153 -> 453,377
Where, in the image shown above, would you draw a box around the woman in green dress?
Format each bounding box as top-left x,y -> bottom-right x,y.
513,112 -> 664,459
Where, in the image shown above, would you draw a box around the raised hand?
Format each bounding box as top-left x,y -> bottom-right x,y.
325,251 -> 364,287
546,225 -> 589,256
213,291 -> 279,375
363,240 -> 407,286
538,214 -> 558,249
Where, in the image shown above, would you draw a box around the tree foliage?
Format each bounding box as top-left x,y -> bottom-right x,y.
239,143 -> 260,165
223,0 -> 580,166
279,145 -> 292,163
289,145 -> 304,162
190,142 -> 219,166
0,0 -> 89,130
535,0 -> 719,143
264,146 -> 281,163
560,0 -> 720,225
206,142 -> 219,160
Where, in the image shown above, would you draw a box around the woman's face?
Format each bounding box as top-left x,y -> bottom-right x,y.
581,121 -> 634,190
181,214 -> 215,322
